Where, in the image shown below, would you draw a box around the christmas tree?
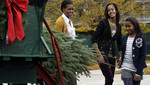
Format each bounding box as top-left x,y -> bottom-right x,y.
43,27 -> 97,84
0,0 -> 7,40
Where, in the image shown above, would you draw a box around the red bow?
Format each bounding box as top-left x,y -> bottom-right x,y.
5,0 -> 29,45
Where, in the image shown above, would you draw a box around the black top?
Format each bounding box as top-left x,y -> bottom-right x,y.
91,18 -> 122,57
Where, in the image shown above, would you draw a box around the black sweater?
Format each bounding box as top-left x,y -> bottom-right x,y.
91,18 -> 122,57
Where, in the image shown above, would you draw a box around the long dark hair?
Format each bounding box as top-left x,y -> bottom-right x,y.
125,17 -> 143,36
61,0 -> 73,12
104,3 -> 120,23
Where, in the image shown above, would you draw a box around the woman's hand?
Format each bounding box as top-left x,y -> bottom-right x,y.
134,75 -> 141,81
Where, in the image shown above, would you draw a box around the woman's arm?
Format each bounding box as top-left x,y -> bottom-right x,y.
55,17 -> 64,32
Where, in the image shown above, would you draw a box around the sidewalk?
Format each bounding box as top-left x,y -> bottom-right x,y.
77,69 -> 150,85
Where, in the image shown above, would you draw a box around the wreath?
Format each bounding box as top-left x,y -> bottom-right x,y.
0,0 -> 28,41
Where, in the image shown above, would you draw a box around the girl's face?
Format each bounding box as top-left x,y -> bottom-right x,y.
63,4 -> 74,18
107,5 -> 116,18
125,21 -> 135,35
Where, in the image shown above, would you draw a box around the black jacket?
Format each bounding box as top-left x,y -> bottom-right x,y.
91,18 -> 122,57
121,34 -> 147,76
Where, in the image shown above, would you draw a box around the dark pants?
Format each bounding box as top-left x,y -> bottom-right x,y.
99,56 -> 116,85
133,80 -> 141,85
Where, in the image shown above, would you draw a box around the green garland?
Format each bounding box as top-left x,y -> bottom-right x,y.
0,0 -> 28,40
43,27 -> 97,85
0,0 -> 7,40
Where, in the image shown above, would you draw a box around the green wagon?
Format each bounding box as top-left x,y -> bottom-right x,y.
0,0 -> 64,85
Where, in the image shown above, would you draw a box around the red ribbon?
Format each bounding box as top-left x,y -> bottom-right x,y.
5,0 -> 29,45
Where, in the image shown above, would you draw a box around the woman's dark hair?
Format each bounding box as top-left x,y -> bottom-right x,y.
104,3 -> 120,23
126,17 -> 143,36
61,0 -> 73,12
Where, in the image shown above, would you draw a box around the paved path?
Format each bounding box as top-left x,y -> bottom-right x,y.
3,63 -> 150,85
77,69 -> 150,85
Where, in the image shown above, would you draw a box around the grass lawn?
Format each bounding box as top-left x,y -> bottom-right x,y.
88,63 -> 100,70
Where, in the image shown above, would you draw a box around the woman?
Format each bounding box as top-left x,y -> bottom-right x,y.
55,0 -> 76,85
55,0 -> 76,39
91,3 -> 122,85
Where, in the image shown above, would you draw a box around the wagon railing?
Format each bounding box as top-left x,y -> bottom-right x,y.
43,17 -> 64,85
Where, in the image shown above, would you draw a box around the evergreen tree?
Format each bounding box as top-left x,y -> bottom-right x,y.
43,27 -> 97,84
0,0 -> 7,40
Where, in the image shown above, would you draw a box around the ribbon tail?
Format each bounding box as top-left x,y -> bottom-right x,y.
7,7 -> 16,45
12,5 -> 25,41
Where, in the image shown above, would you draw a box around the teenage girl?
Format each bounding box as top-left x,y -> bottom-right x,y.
91,3 -> 122,85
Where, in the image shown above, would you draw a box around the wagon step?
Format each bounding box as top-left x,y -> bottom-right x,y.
37,63 -> 57,85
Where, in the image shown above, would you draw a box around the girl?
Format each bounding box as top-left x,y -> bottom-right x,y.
121,17 -> 147,85
91,3 -> 122,85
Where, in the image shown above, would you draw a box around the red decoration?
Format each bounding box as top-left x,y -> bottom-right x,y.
5,0 -> 29,45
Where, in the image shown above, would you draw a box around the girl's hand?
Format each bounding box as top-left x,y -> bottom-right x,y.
117,51 -> 122,68
134,75 -> 141,81
95,48 -> 105,63
117,60 -> 121,68
121,75 -> 123,80
97,55 -> 105,63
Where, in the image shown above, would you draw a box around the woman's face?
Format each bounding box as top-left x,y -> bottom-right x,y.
107,5 -> 116,18
125,21 -> 135,35
63,4 -> 74,18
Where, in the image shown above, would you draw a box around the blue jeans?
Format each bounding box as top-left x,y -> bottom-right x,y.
123,78 -> 141,85
122,69 -> 141,85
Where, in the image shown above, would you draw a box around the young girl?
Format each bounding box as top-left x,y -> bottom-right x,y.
121,17 -> 147,85
91,3 -> 122,85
